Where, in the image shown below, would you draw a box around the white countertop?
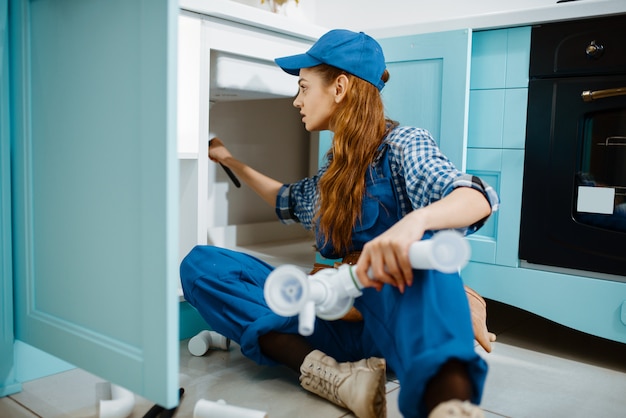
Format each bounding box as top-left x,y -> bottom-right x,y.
179,0 -> 327,40
181,0 -> 624,41
369,0 -> 626,38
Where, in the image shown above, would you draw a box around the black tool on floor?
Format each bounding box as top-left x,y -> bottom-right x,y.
142,387 -> 184,418
209,139 -> 241,188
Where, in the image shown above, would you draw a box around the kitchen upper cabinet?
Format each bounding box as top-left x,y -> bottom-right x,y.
8,0 -> 179,408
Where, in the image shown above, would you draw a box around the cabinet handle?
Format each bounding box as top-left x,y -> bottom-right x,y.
581,87 -> 626,102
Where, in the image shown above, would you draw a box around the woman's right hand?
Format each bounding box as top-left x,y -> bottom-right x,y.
208,137 -> 232,165
207,136 -> 283,207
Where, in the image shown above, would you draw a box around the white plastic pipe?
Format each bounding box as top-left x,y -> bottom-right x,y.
99,384 -> 135,418
188,330 -> 231,356
193,399 -> 267,418
406,230 -> 470,273
298,300 -> 317,336
263,265 -> 310,317
264,230 -> 470,336
363,230 -> 470,277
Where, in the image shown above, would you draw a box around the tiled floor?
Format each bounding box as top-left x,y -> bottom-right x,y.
2,299 -> 626,417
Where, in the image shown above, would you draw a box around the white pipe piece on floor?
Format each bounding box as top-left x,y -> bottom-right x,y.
188,330 -> 231,356
193,399 -> 268,418
99,384 -> 135,418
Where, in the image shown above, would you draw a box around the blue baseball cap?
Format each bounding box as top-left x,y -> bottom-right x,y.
275,29 -> 386,91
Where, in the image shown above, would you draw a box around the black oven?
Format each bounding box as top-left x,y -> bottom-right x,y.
519,14 -> 626,279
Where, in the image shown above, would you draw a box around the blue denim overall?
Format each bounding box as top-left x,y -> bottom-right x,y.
180,146 -> 487,418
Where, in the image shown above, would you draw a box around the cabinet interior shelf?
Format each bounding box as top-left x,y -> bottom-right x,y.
178,152 -> 199,160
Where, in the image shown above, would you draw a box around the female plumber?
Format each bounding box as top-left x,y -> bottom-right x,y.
180,29 -> 499,418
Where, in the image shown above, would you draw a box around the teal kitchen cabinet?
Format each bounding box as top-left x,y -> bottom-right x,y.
465,27 -> 530,267
378,29 -> 524,267
379,29 -> 472,171
338,25 -> 626,344
3,0 -> 180,407
466,148 -> 524,266
319,29 -> 472,172
463,27 -> 626,345
375,27 -> 530,270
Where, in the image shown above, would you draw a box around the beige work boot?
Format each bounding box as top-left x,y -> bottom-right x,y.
299,350 -> 387,418
429,400 -> 485,418
465,286 -> 496,353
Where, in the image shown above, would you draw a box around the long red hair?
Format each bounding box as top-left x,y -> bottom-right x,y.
312,65 -> 392,256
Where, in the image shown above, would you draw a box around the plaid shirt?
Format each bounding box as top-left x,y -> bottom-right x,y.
275,126 -> 499,236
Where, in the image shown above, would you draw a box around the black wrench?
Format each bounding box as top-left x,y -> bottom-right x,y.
209,139 -> 241,188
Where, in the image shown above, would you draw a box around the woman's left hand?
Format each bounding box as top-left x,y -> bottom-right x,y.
354,212 -> 426,293
352,187 -> 491,293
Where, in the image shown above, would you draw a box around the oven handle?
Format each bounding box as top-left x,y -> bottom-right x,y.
603,136 -> 626,147
581,87 -> 626,102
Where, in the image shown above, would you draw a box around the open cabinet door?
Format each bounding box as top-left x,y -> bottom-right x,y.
2,0 -> 20,398
10,0 -> 180,408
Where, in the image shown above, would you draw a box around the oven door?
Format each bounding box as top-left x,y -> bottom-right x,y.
520,74 -> 626,278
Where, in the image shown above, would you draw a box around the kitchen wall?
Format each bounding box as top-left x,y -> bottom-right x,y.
230,0 -> 564,29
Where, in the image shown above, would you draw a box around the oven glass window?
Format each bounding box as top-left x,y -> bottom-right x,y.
575,109 -> 626,232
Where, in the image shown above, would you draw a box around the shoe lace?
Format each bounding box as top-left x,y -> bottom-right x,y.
307,365 -> 346,406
